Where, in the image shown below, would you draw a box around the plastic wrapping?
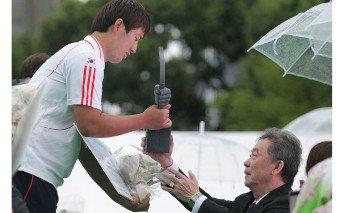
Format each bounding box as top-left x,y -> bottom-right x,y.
12,80 -> 47,175
113,145 -> 162,202
12,82 -> 40,140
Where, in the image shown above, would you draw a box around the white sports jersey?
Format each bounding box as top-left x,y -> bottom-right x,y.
18,35 -> 105,187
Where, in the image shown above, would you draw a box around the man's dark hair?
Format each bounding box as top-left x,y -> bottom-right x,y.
259,127 -> 302,185
21,53 -> 50,78
91,0 -> 151,36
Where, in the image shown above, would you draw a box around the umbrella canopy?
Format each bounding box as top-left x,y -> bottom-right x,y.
283,107 -> 331,153
248,2 -> 332,85
172,132 -> 250,184
283,107 -> 332,187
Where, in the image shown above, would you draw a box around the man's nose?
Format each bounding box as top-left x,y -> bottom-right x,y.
130,43 -> 138,54
244,158 -> 250,167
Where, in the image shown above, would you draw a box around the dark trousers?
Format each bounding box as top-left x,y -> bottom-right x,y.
13,171 -> 59,213
12,185 -> 30,213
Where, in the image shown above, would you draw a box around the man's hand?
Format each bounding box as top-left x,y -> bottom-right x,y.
126,193 -> 150,212
159,167 -> 200,202
142,104 -> 172,130
154,84 -> 171,108
141,135 -> 174,168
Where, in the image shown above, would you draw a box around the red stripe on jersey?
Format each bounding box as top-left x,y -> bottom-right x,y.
90,34 -> 103,60
42,125 -> 73,130
81,66 -> 96,106
90,67 -> 96,107
81,66 -> 87,105
85,66 -> 92,106
84,40 -> 95,50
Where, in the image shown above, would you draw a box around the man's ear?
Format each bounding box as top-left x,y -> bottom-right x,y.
113,18 -> 124,31
272,160 -> 284,175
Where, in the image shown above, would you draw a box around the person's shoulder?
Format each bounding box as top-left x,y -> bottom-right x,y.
55,38 -> 104,69
308,157 -> 332,176
58,38 -> 95,54
258,185 -> 291,212
268,184 -> 292,197
233,190 -> 253,202
262,194 -> 290,213
53,40 -> 90,60
63,43 -> 99,64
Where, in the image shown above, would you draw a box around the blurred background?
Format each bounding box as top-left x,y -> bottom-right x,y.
12,0 -> 331,131
11,0 -> 334,212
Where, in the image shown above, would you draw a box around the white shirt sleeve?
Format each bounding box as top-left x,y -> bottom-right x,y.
66,52 -> 104,110
169,161 -> 179,171
192,195 -> 207,213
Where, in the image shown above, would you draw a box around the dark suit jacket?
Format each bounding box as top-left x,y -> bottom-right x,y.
174,169 -> 291,213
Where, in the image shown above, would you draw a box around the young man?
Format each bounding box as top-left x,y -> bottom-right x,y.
143,128 -> 302,213
12,0 -> 171,212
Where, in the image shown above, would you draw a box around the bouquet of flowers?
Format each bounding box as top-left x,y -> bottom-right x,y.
113,145 -> 162,202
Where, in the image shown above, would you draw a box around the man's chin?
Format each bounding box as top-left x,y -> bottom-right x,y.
109,58 -> 122,64
244,177 -> 250,187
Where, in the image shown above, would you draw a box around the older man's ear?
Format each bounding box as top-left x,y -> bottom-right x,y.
272,160 -> 284,175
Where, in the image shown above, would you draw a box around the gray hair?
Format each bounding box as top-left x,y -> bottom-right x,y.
259,127 -> 302,184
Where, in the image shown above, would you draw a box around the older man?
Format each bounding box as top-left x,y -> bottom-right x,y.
143,127 -> 302,213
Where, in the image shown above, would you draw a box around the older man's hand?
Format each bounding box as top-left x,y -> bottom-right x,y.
159,167 -> 200,202
141,135 -> 174,169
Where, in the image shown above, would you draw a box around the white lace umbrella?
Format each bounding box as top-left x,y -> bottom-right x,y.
248,2 -> 332,85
